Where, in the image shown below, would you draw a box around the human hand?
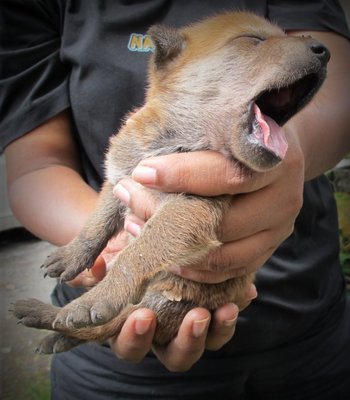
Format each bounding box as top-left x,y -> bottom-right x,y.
115,130 -> 304,283
109,284 -> 257,372
108,136 -> 305,370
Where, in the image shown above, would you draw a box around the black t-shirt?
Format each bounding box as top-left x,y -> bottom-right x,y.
1,0 -> 350,388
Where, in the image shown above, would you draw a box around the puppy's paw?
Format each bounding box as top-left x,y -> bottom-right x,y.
41,245 -> 89,281
37,333 -> 85,354
53,298 -> 117,329
12,298 -> 59,329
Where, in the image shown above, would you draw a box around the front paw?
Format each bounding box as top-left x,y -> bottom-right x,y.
41,244 -> 90,281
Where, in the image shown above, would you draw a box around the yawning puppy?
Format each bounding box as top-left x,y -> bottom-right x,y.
13,12 -> 329,353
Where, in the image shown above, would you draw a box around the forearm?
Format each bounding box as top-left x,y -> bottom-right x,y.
286,31 -> 350,181
8,165 -> 98,246
5,110 -> 98,246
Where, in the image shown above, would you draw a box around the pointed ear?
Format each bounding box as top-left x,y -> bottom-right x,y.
148,25 -> 185,68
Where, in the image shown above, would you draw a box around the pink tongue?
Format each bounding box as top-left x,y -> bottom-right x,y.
252,103 -> 288,159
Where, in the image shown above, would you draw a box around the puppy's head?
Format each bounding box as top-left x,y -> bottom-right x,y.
147,12 -> 329,172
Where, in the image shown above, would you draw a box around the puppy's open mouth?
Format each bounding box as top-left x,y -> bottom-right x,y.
249,73 -> 320,160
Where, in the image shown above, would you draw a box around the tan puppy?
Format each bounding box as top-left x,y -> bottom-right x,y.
13,12 -> 329,353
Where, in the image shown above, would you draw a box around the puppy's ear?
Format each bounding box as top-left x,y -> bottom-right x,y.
148,25 -> 185,68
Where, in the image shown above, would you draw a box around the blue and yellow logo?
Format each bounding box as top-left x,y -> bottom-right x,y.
128,34 -> 155,52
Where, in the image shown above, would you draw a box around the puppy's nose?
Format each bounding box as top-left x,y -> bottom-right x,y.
309,41 -> 330,65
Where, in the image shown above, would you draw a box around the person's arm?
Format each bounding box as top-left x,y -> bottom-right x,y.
5,109 -> 98,246
286,31 -> 350,180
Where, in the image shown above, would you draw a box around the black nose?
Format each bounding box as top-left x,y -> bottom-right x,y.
309,41 -> 330,64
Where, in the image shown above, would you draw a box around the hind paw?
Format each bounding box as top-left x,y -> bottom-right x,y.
12,298 -> 59,329
53,297 -> 117,329
37,333 -> 85,354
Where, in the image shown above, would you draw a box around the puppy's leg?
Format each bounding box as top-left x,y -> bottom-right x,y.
13,298 -> 86,352
13,298 -> 138,353
52,195 -> 229,329
42,181 -> 125,282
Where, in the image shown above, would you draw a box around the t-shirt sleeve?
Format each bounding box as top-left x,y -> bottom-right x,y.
267,0 -> 350,39
0,0 -> 70,151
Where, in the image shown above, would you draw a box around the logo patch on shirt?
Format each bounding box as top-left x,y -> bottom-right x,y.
128,34 -> 155,52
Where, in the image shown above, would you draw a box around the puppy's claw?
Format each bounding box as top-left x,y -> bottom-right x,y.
90,309 -> 98,324
65,314 -> 75,328
52,318 -> 62,330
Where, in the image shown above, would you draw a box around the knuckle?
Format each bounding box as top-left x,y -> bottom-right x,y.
285,222 -> 296,238
114,345 -> 145,363
205,342 -> 224,351
166,360 -> 193,373
285,191 -> 303,218
177,170 -> 192,191
223,160 -> 249,193
287,143 -> 304,167
206,328 -> 236,351
142,203 -> 155,221
129,189 -> 158,221
208,248 -> 248,276
207,248 -> 236,271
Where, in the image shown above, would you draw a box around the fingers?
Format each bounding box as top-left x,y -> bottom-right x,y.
152,308 -> 211,372
124,215 -> 144,238
131,151 -> 273,196
66,258 -> 106,287
208,220 -> 293,272
114,177 -> 295,284
108,307 -> 212,371
108,298 -> 253,372
168,221 -> 292,284
113,179 -> 159,222
218,186 -> 302,243
109,308 -> 157,363
205,303 -> 239,351
130,132 -> 304,197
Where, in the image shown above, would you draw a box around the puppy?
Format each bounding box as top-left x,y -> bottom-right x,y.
13,12 -> 329,353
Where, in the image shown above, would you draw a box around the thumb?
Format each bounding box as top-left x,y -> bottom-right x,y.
91,256 -> 107,280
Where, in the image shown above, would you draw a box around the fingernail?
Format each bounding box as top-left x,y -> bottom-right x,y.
125,221 -> 142,237
192,317 -> 210,338
249,284 -> 258,300
132,166 -> 157,185
223,317 -> 238,328
135,317 -> 153,335
168,265 -> 182,275
114,183 -> 130,206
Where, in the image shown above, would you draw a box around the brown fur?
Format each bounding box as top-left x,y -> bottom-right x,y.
13,12 -> 329,354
